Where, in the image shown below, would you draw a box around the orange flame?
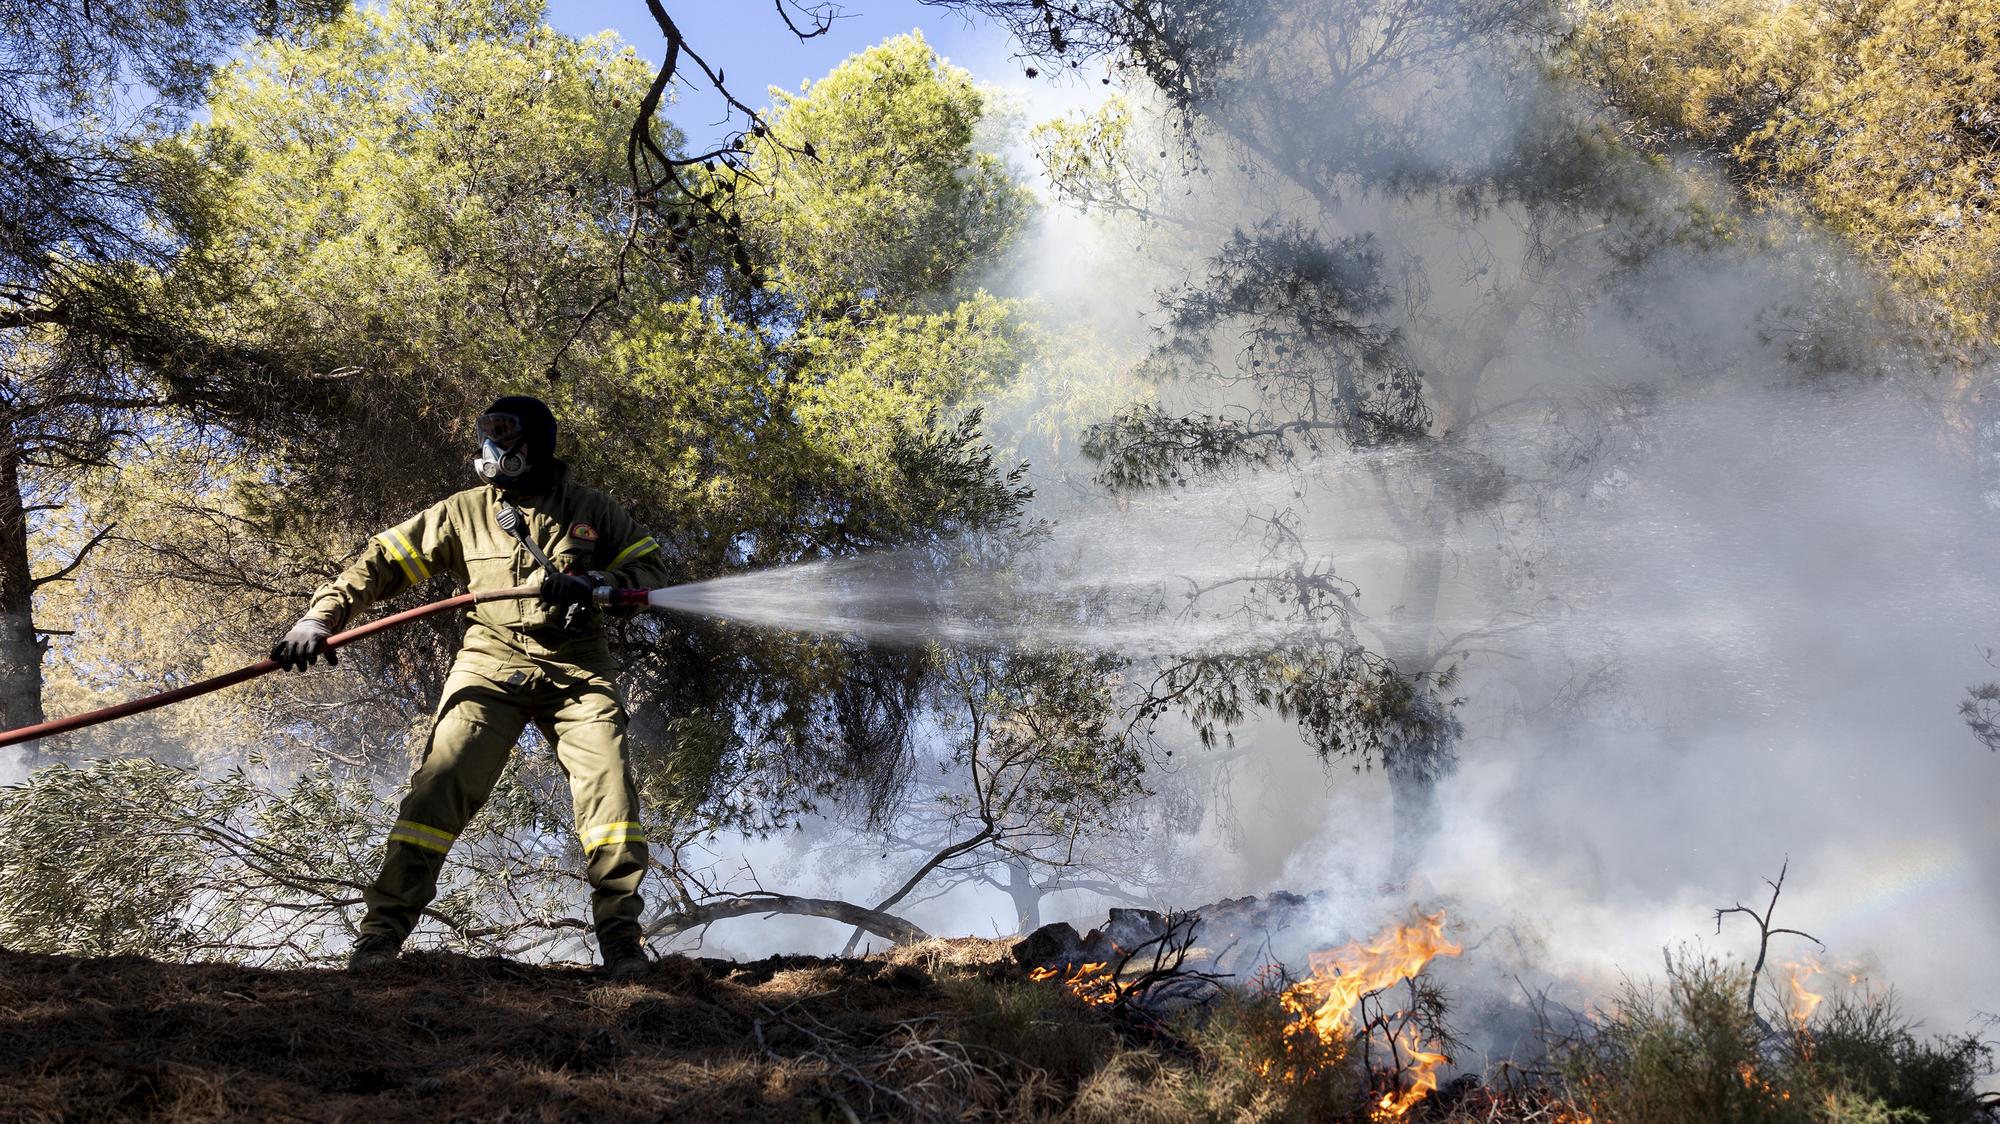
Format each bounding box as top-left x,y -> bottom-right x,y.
1030,960 -> 1118,1006
1375,1030 -> 1451,1119
1780,956 -> 1824,1025
1739,1061 -> 1794,1103
1266,910 -> 1464,1121
1280,910 -> 1463,1048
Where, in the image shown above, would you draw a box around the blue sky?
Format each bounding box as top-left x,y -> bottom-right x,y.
543,2 -> 1033,146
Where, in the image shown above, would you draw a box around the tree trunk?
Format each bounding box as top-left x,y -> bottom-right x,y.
1003,858 -> 1043,935
1376,286 -> 1531,886
1385,748 -> 1443,889
0,427 -> 46,757
1382,508 -> 1452,890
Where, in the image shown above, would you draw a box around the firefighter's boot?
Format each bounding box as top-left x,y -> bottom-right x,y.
348,932 -> 403,970
600,929 -> 649,978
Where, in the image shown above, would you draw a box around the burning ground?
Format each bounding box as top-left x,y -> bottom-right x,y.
0,920 -> 1491,1124
3,899 -> 1993,1123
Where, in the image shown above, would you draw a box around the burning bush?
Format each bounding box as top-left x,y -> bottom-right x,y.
995,905 -> 1998,1124
0,899 -> 1991,1123
1009,909 -> 1468,1121
1260,911 -> 1463,1119
1556,950 -> 1997,1124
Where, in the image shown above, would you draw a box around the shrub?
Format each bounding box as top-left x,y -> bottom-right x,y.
1557,948 -> 1997,1124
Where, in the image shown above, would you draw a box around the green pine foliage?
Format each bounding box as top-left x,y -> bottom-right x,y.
35,0 -> 1047,830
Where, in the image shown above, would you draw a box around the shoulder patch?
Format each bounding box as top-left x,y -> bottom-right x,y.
570,522 -> 599,542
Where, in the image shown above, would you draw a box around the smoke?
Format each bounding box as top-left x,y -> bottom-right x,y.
651,0 -> 2000,1040
0,751 -> 33,788
1005,155 -> 2000,1038
1288,383 -> 2000,1033
659,373 -> 2000,1031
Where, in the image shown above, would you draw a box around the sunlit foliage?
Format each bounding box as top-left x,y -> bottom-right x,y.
1575,0 -> 2000,339
41,4 -> 1044,837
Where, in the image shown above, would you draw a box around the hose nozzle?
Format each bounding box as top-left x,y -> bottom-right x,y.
592,587 -> 651,610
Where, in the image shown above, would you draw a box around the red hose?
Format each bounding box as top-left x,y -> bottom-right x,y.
0,586 -> 541,751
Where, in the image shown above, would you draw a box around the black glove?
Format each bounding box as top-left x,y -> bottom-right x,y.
271,618 -> 336,672
539,571 -> 597,608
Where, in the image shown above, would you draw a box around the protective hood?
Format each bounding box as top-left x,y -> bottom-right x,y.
472,395 -> 558,493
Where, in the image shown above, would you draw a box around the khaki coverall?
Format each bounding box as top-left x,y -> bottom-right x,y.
305,464 -> 674,945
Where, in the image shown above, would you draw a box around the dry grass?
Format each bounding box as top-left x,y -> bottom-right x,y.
0,943 -> 1988,1123
0,944 -> 994,1123
0,939 -> 1369,1123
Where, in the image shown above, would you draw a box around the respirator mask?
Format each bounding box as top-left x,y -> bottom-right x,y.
472,411 -> 529,485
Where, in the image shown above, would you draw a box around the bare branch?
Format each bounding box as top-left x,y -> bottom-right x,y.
30,521 -> 114,588
648,892 -> 930,945
774,0 -> 840,40
0,306 -> 65,330
1713,858 -> 1824,1016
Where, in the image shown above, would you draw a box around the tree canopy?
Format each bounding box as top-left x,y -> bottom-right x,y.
32,3 -> 1042,833
1575,0 -> 2000,340
0,0 -> 1148,959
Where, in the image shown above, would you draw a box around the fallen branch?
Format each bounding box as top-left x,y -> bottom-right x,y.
649,892 -> 930,945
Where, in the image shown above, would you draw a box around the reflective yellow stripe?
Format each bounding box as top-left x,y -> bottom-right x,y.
580,820 -> 643,843
389,820 -> 455,854
389,528 -> 431,581
394,820 -> 455,843
583,830 -> 646,852
607,536 -> 658,568
377,531 -> 421,585
377,533 -> 419,585
581,821 -> 646,851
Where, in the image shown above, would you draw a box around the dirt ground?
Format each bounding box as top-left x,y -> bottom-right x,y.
0,939 -> 1023,1123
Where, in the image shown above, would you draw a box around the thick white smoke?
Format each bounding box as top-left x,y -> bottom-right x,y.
641,6 -> 2000,1048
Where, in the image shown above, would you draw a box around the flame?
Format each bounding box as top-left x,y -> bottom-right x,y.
1374,1030 -> 1451,1119
1739,1061 -> 1793,1103
1279,911 -> 1463,1049
1780,956 -> 1825,1025
1030,960 -> 1118,1006
1265,910 -> 1464,1121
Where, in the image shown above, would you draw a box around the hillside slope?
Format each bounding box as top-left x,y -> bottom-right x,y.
0,941 -> 1025,1123
6,931 -> 1987,1123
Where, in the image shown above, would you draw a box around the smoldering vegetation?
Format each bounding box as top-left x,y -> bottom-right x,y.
2,918 -> 1990,1123
804,0 -> 2000,1098
653,0 -> 2000,1043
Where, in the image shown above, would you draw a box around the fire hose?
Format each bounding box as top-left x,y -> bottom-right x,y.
0,583 -> 658,751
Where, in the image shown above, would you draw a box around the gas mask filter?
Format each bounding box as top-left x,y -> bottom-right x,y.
472,412 -> 529,484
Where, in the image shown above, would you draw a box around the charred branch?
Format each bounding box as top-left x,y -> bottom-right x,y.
649,892 -> 931,946
773,0 -> 839,40
1713,858 -> 1823,1017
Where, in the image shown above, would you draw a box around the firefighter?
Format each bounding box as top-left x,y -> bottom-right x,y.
270,396 -> 673,974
